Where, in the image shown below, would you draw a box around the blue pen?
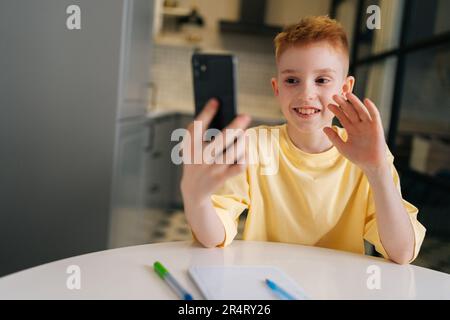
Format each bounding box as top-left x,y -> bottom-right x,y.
154,261 -> 193,300
265,278 -> 296,300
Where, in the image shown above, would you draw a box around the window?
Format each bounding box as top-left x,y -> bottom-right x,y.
397,44 -> 450,174
333,0 -> 450,162
332,0 -> 450,269
405,0 -> 450,44
354,57 -> 397,134
356,0 -> 403,59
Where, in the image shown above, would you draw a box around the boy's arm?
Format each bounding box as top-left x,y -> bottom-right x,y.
324,93 -> 416,264
363,164 -> 415,264
180,98 -> 251,248
182,194 -> 226,248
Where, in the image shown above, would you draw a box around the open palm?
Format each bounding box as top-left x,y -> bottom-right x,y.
323,93 -> 387,172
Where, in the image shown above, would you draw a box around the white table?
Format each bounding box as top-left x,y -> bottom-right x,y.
0,240 -> 449,299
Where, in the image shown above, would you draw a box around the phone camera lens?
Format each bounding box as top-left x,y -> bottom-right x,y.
200,64 -> 207,72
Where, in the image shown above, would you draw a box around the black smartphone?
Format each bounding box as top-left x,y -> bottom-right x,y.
192,52 -> 237,131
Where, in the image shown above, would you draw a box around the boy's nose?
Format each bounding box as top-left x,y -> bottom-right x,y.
296,84 -> 317,102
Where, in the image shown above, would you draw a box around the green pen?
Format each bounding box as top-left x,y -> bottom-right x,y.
153,261 -> 194,300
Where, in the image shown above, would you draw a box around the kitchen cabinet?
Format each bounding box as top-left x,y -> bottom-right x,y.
173,113 -> 194,207
146,113 -> 179,209
145,112 -> 192,210
108,118 -> 148,248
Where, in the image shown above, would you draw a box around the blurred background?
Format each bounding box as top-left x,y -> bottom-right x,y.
0,0 -> 448,277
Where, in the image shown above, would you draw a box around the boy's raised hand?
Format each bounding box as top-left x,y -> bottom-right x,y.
323,93 -> 388,173
180,98 -> 251,205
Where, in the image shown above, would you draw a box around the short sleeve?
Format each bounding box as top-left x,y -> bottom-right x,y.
363,150 -> 426,262
209,169 -> 250,248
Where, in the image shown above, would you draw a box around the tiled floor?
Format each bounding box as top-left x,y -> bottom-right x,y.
144,209 -> 246,243
145,209 -> 450,274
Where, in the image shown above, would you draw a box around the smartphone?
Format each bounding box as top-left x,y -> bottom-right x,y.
192,52 -> 237,131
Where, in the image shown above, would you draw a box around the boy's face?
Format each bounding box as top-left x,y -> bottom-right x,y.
272,42 -> 354,134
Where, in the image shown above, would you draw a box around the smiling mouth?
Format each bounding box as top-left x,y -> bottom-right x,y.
292,107 -> 321,116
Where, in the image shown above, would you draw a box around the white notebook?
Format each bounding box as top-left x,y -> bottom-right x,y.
188,265 -> 308,300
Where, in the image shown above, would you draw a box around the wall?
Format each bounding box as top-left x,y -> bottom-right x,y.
175,0 -> 240,31
265,0 -> 331,26
173,0 -> 330,30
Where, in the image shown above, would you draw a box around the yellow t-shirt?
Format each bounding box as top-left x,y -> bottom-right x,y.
210,124 -> 426,262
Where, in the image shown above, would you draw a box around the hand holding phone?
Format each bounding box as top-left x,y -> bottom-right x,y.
181,98 -> 251,248
181,98 -> 251,204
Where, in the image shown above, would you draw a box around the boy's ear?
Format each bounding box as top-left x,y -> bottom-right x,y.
342,76 -> 355,95
271,77 -> 279,96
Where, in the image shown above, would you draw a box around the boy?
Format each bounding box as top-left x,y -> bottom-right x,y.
180,16 -> 425,264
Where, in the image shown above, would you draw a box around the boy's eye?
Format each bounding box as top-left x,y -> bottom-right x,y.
285,78 -> 299,85
316,78 -> 331,84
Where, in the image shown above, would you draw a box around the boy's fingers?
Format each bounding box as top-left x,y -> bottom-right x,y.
188,98 -> 219,133
208,134 -> 247,174
205,114 -> 251,157
333,94 -> 360,123
327,104 -> 353,129
364,98 -> 380,123
323,127 -> 346,153
223,133 -> 247,164
210,130 -> 246,163
221,153 -> 247,179
346,93 -> 371,122
223,113 -> 252,132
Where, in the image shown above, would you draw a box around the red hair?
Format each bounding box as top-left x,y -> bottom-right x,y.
274,16 -> 349,62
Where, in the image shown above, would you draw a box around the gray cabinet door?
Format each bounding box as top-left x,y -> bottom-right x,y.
118,0 -> 154,120
0,0 -> 126,276
145,113 -> 193,210
173,113 -> 194,207
108,118 -> 147,248
145,114 -> 178,209
111,119 -> 147,209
